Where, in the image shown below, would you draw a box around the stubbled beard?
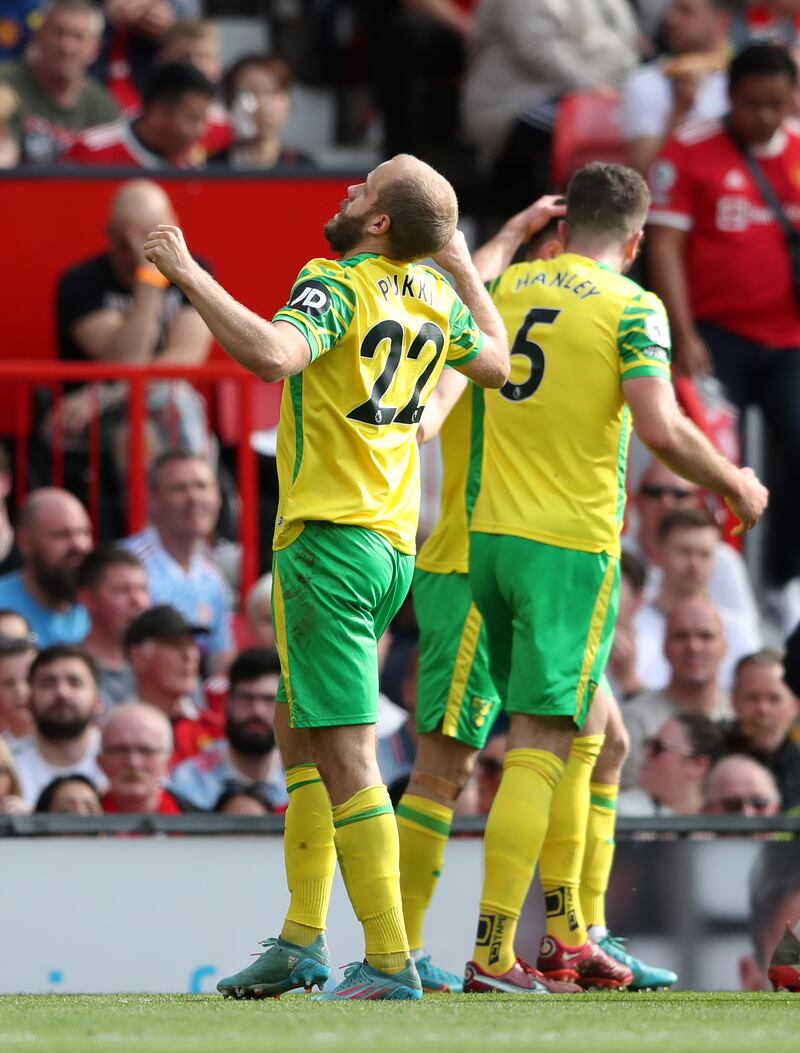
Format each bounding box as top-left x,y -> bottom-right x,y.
325,210 -> 368,255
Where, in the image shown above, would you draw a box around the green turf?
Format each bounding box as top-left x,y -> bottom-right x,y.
1,993 -> 798,1053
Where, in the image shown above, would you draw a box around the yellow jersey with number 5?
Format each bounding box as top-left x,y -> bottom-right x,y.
470,252 -> 671,557
272,253 -> 483,555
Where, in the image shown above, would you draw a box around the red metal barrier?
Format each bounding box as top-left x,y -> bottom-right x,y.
0,360 -> 274,600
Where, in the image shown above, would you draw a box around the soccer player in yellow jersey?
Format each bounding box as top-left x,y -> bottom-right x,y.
461,162 -> 767,995
143,154 -> 510,1001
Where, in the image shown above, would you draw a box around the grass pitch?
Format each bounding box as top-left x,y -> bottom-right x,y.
1,992 -> 797,1053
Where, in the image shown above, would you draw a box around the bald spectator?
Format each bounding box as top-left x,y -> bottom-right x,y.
0,609 -> 34,641
725,650 -> 800,808
125,451 -> 234,674
170,648 -> 286,810
625,458 -> 760,633
100,702 -> 190,813
606,551 -> 648,702
245,573 -> 274,650
52,179 -> 213,513
0,488 -> 92,647
621,0 -> 732,175
6,645 -> 107,810
704,754 -> 782,816
618,712 -> 724,815
0,0 -> 119,164
0,636 -> 37,748
77,546 -> 150,710
125,604 -> 223,765
634,507 -> 761,690
622,596 -> 732,787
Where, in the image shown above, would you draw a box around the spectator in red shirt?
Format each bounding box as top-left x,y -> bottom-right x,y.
99,701 -> 189,813
124,604 -> 223,765
155,18 -> 231,159
648,43 -> 800,592
63,60 -> 214,168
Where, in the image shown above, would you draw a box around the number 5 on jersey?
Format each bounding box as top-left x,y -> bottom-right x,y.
501,307 -> 561,403
347,320 -> 446,426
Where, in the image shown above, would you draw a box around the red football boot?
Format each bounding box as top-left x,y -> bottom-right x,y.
768,925 -> 800,992
464,956 -> 583,995
537,934 -> 633,990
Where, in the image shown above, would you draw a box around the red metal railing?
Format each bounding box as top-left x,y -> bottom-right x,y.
0,361 -> 271,598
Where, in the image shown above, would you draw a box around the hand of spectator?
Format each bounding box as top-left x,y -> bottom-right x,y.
431,229 -> 473,276
143,224 -> 197,287
41,388 -> 101,439
137,0 -> 176,38
673,329 -> 712,377
104,0 -> 152,28
0,794 -> 33,816
726,467 -> 769,536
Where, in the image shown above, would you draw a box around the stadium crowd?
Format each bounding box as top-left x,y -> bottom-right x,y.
0,0 -> 798,827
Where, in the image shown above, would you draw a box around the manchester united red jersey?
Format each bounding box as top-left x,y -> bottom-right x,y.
649,116 -> 800,347
62,118 -> 208,169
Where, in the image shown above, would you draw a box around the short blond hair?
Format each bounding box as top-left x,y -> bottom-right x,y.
378,156 -> 458,261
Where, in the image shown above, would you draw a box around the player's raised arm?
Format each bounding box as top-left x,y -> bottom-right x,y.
471,195 -> 566,283
433,231 -> 510,389
624,374 -> 768,534
143,224 -> 312,382
417,368 -> 469,445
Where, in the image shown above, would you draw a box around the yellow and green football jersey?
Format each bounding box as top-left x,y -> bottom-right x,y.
415,384 -> 484,575
272,253 -> 483,555
471,252 -> 671,558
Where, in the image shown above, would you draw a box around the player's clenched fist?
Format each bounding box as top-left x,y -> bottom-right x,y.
143,224 -> 195,286
727,466 -> 769,536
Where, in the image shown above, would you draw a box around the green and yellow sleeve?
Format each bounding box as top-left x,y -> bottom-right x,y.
273,258 -> 356,361
617,290 -> 672,382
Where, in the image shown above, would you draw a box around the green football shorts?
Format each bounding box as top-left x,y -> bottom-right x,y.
469,533 -> 620,728
412,568 -> 502,749
273,521 -> 414,728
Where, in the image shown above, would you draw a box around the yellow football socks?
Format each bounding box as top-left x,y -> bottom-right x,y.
397,793 -> 454,951
580,780 -> 619,929
540,734 -> 604,947
333,785 -> 410,975
473,748 -> 565,974
280,764 -> 335,947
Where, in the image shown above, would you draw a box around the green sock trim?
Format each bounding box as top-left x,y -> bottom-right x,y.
396,803 -> 452,838
590,793 -> 618,811
333,802 -> 394,829
287,777 -> 322,793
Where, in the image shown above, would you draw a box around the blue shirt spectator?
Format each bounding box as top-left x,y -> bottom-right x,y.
123,450 -> 233,674
0,487 -> 93,647
0,571 -> 89,646
170,738 -> 287,811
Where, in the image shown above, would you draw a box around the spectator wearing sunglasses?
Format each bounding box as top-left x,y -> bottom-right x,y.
724,650 -> 800,809
618,712 -> 724,815
625,458 -> 760,634
704,754 -> 781,817
621,595 -> 732,787
634,507 -> 762,691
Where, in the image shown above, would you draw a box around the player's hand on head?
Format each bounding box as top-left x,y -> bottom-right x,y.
727,467 -> 769,536
432,229 -> 471,275
143,224 -> 193,285
513,195 -> 566,238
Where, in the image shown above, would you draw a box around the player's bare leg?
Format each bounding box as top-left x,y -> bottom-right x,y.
217,704 -> 333,999
397,732 -> 479,991
582,694 -> 678,989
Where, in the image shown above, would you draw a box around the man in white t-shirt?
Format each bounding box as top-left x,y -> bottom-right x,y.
633,506 -> 761,691
9,644 -> 107,808
621,0 -> 733,173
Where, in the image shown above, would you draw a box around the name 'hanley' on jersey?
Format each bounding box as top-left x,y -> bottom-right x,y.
473,252 -> 672,559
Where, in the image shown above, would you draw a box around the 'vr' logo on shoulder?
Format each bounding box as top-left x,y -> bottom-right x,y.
288,279 -> 331,315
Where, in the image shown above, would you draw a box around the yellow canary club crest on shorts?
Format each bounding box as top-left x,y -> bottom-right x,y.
471,696 -> 494,729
